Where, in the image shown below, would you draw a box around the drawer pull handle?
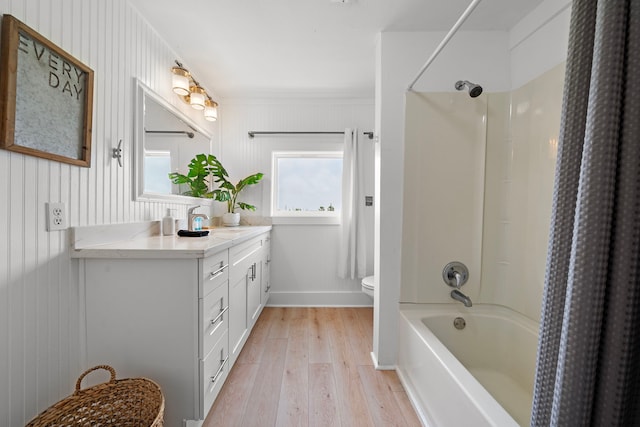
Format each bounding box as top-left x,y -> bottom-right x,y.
265,285 -> 271,293
251,263 -> 257,280
210,306 -> 229,328
208,263 -> 228,281
210,355 -> 229,390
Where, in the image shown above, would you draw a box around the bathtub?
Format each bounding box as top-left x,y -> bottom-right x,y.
397,304 -> 539,427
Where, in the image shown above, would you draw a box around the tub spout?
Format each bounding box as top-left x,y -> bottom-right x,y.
451,289 -> 472,307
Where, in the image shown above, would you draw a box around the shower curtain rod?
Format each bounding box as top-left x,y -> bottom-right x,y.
406,0 -> 483,91
248,131 -> 375,140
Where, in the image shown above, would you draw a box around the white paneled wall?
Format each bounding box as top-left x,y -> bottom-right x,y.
509,0 -> 571,90
0,1 -> 218,424
219,98 -> 374,305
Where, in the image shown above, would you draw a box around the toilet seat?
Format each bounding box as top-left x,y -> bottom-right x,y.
361,275 -> 375,299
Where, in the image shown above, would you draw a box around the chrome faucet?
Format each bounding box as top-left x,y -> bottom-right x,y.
452,271 -> 464,288
187,205 -> 209,231
443,261 -> 472,307
451,289 -> 472,307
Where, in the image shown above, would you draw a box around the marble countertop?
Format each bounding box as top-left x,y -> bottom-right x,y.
71,224 -> 272,259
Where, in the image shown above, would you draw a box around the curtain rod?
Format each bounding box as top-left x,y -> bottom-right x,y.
406,0 -> 483,91
248,131 -> 374,140
145,129 -> 195,138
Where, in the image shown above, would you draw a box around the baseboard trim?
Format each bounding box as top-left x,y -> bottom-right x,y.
266,291 -> 373,307
370,351 -> 396,370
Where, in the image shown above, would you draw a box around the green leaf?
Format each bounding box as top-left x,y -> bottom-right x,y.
237,202 -> 257,211
168,172 -> 192,185
210,189 -> 231,202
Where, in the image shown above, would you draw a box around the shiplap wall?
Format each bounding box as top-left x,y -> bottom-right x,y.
0,1 -> 218,424
218,98 -> 375,305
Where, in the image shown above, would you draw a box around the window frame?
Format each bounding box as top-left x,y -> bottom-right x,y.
271,150 -> 343,225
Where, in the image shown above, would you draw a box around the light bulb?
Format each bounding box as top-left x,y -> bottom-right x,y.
189,86 -> 206,110
204,99 -> 218,121
171,66 -> 190,96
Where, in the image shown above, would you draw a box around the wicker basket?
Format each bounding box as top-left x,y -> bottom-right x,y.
26,365 -> 164,427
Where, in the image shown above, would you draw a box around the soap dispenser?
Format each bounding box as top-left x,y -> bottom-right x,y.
162,208 -> 176,236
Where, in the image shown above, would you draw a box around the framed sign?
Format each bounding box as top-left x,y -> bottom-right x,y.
0,14 -> 94,167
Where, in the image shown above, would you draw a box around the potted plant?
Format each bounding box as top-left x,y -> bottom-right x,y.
167,153 -> 225,198
209,166 -> 263,227
168,154 -> 263,226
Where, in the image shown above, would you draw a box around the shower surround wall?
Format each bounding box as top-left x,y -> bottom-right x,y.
401,92 -> 487,304
480,64 -> 565,320
401,64 -> 565,321
375,0 -> 570,366
0,1 -> 219,424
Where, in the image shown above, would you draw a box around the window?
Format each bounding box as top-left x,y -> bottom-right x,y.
144,150 -> 172,194
272,151 -> 343,222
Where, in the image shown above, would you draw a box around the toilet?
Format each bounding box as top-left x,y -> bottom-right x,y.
361,275 -> 375,299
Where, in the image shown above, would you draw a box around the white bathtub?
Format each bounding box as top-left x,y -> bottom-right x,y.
397,304 -> 539,427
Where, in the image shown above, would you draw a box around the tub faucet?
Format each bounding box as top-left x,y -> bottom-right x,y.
452,271 -> 464,288
188,205 -> 209,231
451,289 -> 472,307
442,261 -> 469,289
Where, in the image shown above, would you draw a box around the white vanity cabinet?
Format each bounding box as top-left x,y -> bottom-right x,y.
228,232 -> 270,366
74,225 -> 271,427
81,250 -> 230,427
262,233 -> 271,305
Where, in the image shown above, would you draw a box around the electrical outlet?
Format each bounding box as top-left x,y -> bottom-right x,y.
46,202 -> 67,231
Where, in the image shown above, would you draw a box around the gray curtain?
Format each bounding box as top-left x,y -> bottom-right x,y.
531,0 -> 640,425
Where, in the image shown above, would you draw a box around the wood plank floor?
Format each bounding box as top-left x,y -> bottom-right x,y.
204,307 -> 422,427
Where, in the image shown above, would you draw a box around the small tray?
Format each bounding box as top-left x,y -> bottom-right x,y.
177,230 -> 210,237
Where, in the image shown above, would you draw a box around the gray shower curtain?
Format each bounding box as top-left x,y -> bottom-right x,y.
531,0 -> 640,425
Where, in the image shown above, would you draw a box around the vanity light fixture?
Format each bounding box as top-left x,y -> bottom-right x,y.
171,60 -> 219,119
171,64 -> 190,96
204,98 -> 218,121
189,85 -> 206,110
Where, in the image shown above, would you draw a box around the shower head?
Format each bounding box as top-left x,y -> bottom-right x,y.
455,80 -> 483,98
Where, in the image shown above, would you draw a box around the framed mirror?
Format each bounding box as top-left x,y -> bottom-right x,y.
134,79 -> 214,204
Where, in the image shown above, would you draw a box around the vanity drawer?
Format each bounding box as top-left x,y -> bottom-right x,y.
201,250 -> 229,298
200,282 -> 229,358
201,330 -> 229,417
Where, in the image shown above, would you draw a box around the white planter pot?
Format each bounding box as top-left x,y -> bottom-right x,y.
222,212 -> 240,227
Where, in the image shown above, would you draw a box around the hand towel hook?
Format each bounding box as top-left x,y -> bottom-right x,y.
112,139 -> 123,167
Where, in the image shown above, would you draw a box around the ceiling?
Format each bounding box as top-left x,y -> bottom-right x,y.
129,0 -> 544,98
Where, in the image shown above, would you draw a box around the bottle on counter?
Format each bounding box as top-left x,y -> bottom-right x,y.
162,208 -> 176,236
193,216 -> 203,231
